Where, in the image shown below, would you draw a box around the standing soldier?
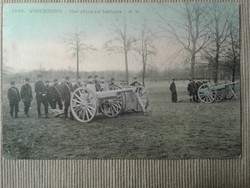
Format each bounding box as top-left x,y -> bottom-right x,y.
94,75 -> 101,91
170,78 -> 177,102
73,76 -> 83,91
35,75 -> 49,118
21,78 -> 33,117
7,81 -> 20,118
187,79 -> 193,102
49,79 -> 63,110
87,75 -> 93,84
60,76 -> 73,119
191,80 -> 198,102
100,77 -> 107,91
109,78 -> 116,90
44,80 -> 51,108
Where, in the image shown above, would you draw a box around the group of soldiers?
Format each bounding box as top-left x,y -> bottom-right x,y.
169,79 -> 210,103
7,74 -> 116,119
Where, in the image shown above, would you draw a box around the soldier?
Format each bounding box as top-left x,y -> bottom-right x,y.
169,78 -> 177,102
49,79 -> 63,110
109,77 -> 116,90
187,79 -> 193,102
87,75 -> 93,84
35,75 -> 49,118
94,75 -> 101,91
130,77 -> 141,86
7,81 -> 21,118
20,78 -> 33,117
73,76 -> 83,91
191,80 -> 198,102
100,77 -> 107,91
60,76 -> 73,119
44,80 -> 51,108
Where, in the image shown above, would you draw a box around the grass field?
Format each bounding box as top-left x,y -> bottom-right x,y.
2,80 -> 241,159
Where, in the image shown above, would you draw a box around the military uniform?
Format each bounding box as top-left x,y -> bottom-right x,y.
35,80 -> 48,117
20,81 -> 33,116
7,84 -> 20,118
73,82 -> 83,91
170,81 -> 177,102
94,80 -> 101,91
49,82 -> 63,110
60,80 -> 73,118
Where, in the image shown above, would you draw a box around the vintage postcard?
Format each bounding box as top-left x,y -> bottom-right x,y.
2,3 -> 241,159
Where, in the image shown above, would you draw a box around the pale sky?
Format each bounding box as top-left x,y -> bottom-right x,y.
3,3 -> 238,73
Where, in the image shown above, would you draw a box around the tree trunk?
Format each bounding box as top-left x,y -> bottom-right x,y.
142,61 -> 146,86
213,53 -> 219,83
124,49 -> 129,84
190,53 -> 195,79
76,50 -> 79,81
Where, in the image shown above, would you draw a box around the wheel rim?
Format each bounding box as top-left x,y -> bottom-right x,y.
198,84 -> 217,103
108,84 -> 126,112
70,87 -> 97,123
216,89 -> 225,102
99,93 -> 123,117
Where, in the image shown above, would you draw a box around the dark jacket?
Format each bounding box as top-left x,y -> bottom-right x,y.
35,80 -> 46,97
8,86 -> 20,103
170,82 -> 176,93
49,83 -> 62,101
60,81 -> 73,102
21,84 -> 33,102
73,82 -> 83,91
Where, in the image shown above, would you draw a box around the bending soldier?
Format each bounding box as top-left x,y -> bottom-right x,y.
7,81 -> 20,118
170,79 -> 177,102
20,78 -> 33,117
187,79 -> 193,102
60,76 -> 73,119
35,75 -> 49,118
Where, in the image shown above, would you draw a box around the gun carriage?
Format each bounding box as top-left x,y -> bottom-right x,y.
197,81 -> 240,104
68,83 -> 149,123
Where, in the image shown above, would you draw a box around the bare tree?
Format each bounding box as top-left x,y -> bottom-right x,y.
157,3 -> 210,79
224,12 -> 240,82
203,5 -> 232,83
105,17 -> 134,84
63,30 -> 95,80
132,21 -> 157,86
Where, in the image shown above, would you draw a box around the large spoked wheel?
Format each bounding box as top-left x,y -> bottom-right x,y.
108,84 -> 126,112
134,85 -> 149,112
99,93 -> 124,117
215,89 -> 225,102
70,87 -> 97,123
198,84 -> 217,104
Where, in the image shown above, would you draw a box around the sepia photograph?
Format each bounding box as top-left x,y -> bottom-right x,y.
2,3 -> 241,159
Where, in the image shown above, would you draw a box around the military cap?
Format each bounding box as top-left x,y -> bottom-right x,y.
94,75 -> 98,78
100,77 -> 104,79
38,74 -> 43,78
111,78 -> 115,81
45,80 -> 50,83
10,81 -> 15,85
25,78 -> 30,82
88,75 -> 93,79
54,79 -> 58,82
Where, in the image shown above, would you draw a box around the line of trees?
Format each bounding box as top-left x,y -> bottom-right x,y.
5,4 -> 237,85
